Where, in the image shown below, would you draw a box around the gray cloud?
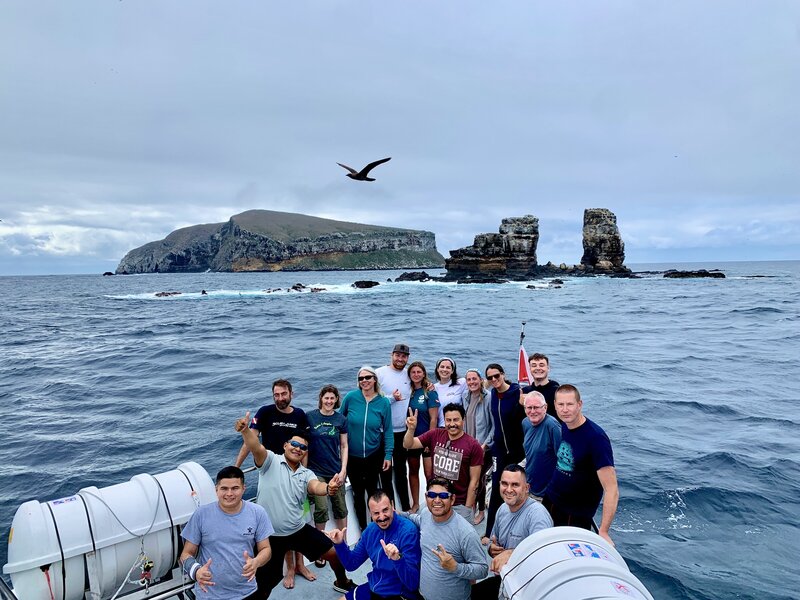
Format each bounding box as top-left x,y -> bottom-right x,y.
1,0 -> 799,274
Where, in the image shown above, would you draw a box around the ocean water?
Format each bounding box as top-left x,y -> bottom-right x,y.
1,261 -> 798,599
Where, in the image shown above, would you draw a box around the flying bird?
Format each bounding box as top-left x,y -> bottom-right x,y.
337,157 -> 391,181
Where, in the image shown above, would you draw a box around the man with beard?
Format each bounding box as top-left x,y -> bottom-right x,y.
327,491 -> 421,600
236,414 -> 357,598
520,353 -> 561,421
405,478 -> 488,600
234,379 -> 311,588
473,465 -> 552,598
376,343 -> 412,510
403,403 -> 484,520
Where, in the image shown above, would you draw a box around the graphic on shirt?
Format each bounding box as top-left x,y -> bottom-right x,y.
556,440 -> 574,473
433,443 -> 464,481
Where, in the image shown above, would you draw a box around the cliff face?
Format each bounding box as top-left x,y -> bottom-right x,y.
444,216 -> 539,279
116,210 -> 444,273
580,208 -> 627,272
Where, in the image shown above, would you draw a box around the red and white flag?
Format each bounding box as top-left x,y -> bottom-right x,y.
518,344 -> 533,385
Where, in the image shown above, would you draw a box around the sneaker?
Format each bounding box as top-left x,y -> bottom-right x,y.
332,579 -> 358,594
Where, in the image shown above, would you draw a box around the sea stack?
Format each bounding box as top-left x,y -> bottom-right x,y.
444,215 -> 539,280
580,208 -> 629,273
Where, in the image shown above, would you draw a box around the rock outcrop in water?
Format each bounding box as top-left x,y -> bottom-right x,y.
443,211 -> 631,281
116,210 -> 445,274
444,216 -> 540,280
580,208 -> 629,274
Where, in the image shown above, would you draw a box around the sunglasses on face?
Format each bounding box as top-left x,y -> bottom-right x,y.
425,491 -> 451,500
358,375 -> 375,381
288,440 -> 308,451
486,373 -> 503,381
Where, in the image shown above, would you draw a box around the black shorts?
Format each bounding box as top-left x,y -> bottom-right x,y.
269,523 -> 333,562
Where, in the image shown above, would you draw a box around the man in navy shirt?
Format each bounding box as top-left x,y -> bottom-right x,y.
543,384 -> 619,546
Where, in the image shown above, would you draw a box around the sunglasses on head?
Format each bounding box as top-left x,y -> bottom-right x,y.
425,491 -> 451,500
358,375 -> 374,381
288,440 -> 308,451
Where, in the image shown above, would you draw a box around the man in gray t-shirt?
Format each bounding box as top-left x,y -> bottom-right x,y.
406,477 -> 488,600
180,466 -> 273,600
474,464 -> 553,598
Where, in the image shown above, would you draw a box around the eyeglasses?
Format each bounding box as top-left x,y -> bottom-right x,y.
358,375 -> 375,381
288,440 -> 308,451
486,373 -> 503,381
425,491 -> 451,500
528,405 -> 547,411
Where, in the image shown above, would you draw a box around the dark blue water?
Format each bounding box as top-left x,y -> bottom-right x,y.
1,262 -> 798,599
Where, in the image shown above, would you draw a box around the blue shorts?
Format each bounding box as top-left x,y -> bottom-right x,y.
345,583 -> 418,600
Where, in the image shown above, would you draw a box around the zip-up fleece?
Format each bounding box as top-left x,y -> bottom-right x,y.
334,513 -> 421,597
489,382 -> 525,460
340,390 -> 394,461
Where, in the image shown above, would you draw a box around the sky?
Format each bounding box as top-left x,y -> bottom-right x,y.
2,1 -> 799,275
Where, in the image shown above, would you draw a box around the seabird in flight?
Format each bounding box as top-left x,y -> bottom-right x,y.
337,157 -> 392,181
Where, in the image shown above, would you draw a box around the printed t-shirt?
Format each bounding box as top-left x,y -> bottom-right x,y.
435,379 -> 467,426
250,405 -> 308,455
545,418 -> 614,518
417,428 -> 484,505
306,409 -> 348,478
407,388 -> 440,436
376,365 -> 412,433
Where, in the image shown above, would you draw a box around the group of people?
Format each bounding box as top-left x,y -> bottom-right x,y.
179,343 -> 619,600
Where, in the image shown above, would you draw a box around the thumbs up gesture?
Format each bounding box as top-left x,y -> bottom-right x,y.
235,411 -> 251,433
241,550 -> 258,581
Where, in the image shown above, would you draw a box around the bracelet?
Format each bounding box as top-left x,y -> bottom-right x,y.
190,563 -> 201,581
325,483 -> 330,495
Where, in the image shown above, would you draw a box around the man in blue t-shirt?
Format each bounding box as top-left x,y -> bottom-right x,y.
521,391 -> 561,499
543,384 -> 619,546
180,466 -> 273,600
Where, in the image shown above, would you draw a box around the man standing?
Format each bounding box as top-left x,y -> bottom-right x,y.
521,391 -> 561,500
376,343 -> 412,511
180,466 -> 273,600
403,403 -> 484,520
473,465 -> 552,598
520,353 -> 561,421
543,384 -> 619,545
406,478 -> 488,600
233,379 -> 311,588
235,379 -> 308,464
327,491 -> 421,600
236,413 -> 356,597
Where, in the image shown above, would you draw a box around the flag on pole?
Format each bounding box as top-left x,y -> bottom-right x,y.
518,344 -> 533,385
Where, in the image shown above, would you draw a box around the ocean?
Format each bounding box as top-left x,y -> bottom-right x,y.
1,261 -> 798,599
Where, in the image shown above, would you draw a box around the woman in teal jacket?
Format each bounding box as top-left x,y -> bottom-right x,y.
340,365 -> 393,530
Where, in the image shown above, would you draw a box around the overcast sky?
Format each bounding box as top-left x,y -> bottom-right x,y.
2,1 -> 799,275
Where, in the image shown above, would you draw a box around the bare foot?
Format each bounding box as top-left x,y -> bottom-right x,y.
283,569 -> 295,589
295,564 -> 317,582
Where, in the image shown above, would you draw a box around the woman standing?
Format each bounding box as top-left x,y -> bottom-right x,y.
405,361 -> 440,512
434,357 -> 467,427
462,369 -> 494,525
484,362 -> 524,536
340,366 -> 393,531
307,385 -> 349,544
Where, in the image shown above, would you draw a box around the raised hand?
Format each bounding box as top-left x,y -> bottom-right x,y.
405,408 -> 418,431
241,550 -> 258,581
328,473 -> 342,496
380,539 -> 402,561
196,558 -> 215,592
432,544 -> 457,572
325,527 -> 347,544
234,411 -> 251,433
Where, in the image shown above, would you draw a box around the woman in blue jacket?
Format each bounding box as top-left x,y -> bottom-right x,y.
341,365 -> 394,531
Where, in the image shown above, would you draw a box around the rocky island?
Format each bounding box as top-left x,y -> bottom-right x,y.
444,208 -> 631,281
116,210 -> 445,274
